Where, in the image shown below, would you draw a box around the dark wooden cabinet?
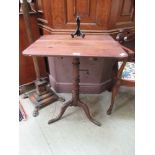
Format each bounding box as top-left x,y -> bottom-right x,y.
109,0 -> 135,29
50,0 -> 110,30
36,0 -> 134,33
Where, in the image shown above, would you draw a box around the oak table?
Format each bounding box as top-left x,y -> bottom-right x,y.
23,34 -> 128,126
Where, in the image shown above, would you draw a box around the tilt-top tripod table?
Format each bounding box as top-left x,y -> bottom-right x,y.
23,34 -> 128,126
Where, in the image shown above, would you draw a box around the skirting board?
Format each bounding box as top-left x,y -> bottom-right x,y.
49,74 -> 112,94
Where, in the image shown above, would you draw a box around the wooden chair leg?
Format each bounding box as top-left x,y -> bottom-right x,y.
107,81 -> 120,115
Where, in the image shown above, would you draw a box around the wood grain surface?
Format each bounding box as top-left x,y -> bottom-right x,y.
23,34 -> 128,59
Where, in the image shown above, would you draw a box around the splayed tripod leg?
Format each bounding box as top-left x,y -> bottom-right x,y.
48,100 -> 72,124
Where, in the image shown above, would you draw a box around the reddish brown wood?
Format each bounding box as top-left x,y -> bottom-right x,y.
35,0 -> 134,33
108,0 -> 135,29
21,1 -> 65,118
48,56 -> 115,94
21,0 -> 41,81
29,89 -> 59,117
23,34 -> 128,125
19,13 -> 46,85
48,57 -> 101,126
23,34 -> 128,59
107,31 -> 135,115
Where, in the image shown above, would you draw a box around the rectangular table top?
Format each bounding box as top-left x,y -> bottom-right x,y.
23,34 -> 128,59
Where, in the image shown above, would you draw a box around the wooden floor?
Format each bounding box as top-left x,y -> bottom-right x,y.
19,87 -> 135,155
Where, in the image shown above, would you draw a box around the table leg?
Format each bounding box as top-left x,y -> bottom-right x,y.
48,100 -> 72,124
48,57 -> 101,126
78,100 -> 101,126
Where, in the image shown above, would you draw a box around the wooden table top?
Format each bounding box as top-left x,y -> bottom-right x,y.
23,34 -> 128,59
